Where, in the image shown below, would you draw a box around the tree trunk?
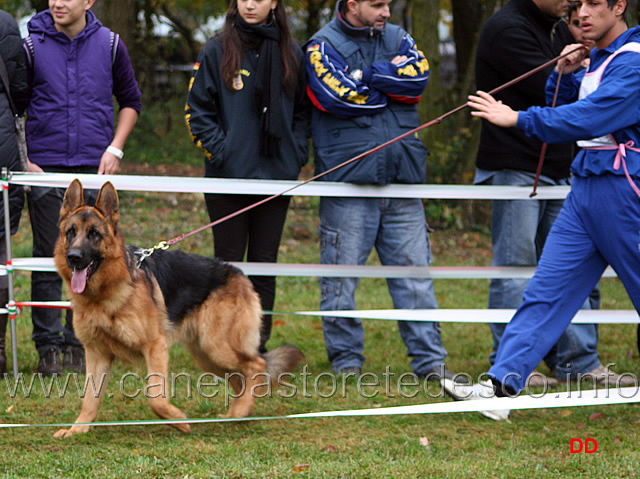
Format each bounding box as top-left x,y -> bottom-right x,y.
451,0 -> 482,88
92,0 -> 137,49
412,0 -> 441,154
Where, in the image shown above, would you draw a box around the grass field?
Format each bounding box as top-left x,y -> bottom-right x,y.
0,179 -> 638,478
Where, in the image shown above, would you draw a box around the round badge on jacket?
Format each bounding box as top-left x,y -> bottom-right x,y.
232,74 -> 244,90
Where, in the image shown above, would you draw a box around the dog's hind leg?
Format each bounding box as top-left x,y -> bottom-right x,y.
143,338 -> 191,433
220,356 -> 267,418
54,348 -> 113,438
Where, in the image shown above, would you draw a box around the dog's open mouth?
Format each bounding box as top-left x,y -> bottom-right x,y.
71,261 -> 96,294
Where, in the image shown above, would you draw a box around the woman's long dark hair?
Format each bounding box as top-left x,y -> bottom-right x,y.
220,0 -> 299,92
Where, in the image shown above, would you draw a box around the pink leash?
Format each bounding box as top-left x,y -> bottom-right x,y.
585,140 -> 640,198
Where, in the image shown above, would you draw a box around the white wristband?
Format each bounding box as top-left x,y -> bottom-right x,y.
106,145 -> 124,159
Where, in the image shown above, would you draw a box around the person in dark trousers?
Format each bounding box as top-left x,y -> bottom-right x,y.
473,0 -> 622,388
24,0 -> 141,375
0,9 -> 28,376
185,0 -> 310,354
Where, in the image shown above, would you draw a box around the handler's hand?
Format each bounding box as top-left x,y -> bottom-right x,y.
98,151 -> 120,175
26,158 -> 44,173
467,91 -> 519,128
555,43 -> 588,74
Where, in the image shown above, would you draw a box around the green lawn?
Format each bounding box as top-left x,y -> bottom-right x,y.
0,184 -> 638,478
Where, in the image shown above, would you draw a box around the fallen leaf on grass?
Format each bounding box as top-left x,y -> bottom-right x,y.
543,426 -> 551,432
293,464 -> 309,473
613,437 -> 622,444
559,410 -> 572,417
322,445 -> 338,453
50,447 -> 61,452
627,349 -> 634,359
419,437 -> 430,447
577,422 -> 585,429
5,404 -> 14,413
273,320 -> 286,327
589,412 -> 602,421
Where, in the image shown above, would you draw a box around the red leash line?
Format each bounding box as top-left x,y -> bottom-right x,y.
166,45 -> 586,248
530,69 -> 565,198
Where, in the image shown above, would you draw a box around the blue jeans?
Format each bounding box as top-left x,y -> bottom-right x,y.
483,169 -> 600,379
318,197 -> 447,375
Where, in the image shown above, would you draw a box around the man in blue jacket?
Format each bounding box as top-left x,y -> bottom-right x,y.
24,0 -> 141,375
449,0 -> 639,400
305,0 -> 465,382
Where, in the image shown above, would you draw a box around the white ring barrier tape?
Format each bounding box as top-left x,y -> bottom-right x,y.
0,386 -> 637,429
8,172 -> 570,200
10,302 -> 638,324
296,309 -> 640,324
0,258 -> 620,279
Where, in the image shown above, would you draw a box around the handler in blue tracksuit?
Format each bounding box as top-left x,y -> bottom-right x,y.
466,0 -> 640,395
305,0 -> 465,381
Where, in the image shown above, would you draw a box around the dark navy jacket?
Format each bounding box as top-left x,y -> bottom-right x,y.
185,36 -> 310,180
306,0 -> 430,185
0,10 -> 27,237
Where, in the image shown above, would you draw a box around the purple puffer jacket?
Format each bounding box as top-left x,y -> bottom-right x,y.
25,9 -> 141,168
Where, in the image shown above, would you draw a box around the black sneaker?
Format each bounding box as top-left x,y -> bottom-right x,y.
63,346 -> 86,373
38,347 -> 62,376
418,364 -> 471,384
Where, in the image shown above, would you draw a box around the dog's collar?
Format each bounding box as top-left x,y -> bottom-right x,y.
127,246 -> 148,269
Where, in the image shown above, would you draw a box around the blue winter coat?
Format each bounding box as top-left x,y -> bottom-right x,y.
518,26 -> 640,178
306,0 -> 430,185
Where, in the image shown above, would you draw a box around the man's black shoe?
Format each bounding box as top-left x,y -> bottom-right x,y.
63,346 -> 86,373
38,347 -> 62,376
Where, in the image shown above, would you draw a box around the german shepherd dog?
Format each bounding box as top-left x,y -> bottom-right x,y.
52,180 -> 304,438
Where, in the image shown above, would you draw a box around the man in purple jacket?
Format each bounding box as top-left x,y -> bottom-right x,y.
24,0 -> 141,375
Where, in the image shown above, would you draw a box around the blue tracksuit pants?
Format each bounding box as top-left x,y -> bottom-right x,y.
490,175 -> 640,393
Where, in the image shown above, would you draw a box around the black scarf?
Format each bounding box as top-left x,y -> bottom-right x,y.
235,14 -> 283,158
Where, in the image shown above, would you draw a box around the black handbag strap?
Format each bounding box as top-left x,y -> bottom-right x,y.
0,54 -> 18,116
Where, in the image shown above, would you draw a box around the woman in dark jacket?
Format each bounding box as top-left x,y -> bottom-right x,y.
0,9 -> 28,375
185,0 -> 310,352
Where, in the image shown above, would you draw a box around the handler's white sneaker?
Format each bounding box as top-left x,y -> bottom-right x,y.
441,379 -> 511,421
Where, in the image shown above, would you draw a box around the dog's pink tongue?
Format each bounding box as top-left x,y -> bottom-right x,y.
71,268 -> 88,294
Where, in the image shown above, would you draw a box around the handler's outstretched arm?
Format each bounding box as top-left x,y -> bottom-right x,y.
468,91 -> 519,128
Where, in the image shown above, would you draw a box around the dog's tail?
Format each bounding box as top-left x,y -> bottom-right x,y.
263,345 -> 305,382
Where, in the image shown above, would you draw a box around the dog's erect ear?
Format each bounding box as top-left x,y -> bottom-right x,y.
59,179 -> 85,222
95,181 -> 120,229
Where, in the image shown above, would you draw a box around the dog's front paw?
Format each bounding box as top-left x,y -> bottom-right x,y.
53,425 -> 90,438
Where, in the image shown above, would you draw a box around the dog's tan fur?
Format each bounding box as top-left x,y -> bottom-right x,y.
52,180 -> 302,438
